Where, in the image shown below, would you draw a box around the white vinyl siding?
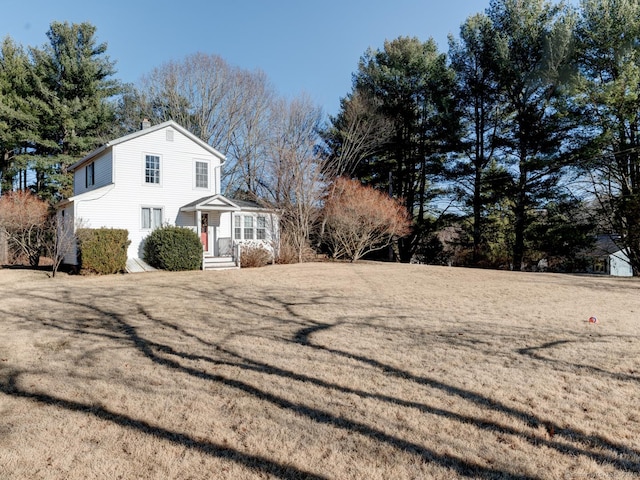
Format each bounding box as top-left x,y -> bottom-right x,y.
141,207 -> 163,229
72,124 -> 225,260
145,155 -> 160,184
73,151 -> 113,195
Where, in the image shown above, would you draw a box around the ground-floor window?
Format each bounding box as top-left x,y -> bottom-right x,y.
142,207 -> 163,229
257,216 -> 266,240
234,214 -> 267,240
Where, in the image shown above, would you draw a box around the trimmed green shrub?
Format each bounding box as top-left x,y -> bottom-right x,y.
143,226 -> 202,271
77,228 -> 130,275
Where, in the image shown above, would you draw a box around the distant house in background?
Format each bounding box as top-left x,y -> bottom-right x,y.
587,235 -> 633,277
56,120 -> 278,271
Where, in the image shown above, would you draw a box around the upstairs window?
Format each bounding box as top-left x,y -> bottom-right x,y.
195,161 -> 208,189
145,155 -> 160,184
85,162 -> 95,188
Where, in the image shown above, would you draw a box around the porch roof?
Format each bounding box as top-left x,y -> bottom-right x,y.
180,194 -> 241,212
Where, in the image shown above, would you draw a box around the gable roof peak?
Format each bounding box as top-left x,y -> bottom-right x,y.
69,120 -> 226,171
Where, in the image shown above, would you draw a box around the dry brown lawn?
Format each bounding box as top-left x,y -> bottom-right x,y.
1,263 -> 639,479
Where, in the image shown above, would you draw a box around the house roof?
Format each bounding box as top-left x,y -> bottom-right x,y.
228,198 -> 265,210
588,234 -> 626,257
180,195 -> 272,212
180,194 -> 241,212
69,120 -> 226,171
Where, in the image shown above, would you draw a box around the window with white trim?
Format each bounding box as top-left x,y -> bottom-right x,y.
234,215 -> 242,240
195,161 -> 208,188
142,207 -> 163,229
234,214 -> 268,240
145,155 -> 160,184
244,216 -> 254,240
256,216 -> 266,240
85,162 -> 95,188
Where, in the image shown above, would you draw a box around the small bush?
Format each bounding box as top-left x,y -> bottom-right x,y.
143,226 -> 202,271
274,232 -> 315,264
77,228 -> 130,275
240,242 -> 272,268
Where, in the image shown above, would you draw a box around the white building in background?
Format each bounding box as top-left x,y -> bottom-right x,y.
588,235 -> 633,277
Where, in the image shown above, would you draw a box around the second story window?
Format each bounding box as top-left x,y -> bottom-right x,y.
195,161 -> 208,188
145,155 -> 160,184
85,162 -> 95,188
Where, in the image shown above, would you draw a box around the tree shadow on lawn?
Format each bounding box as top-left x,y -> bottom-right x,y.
0,372 -> 327,480
8,290 -> 540,479
4,286 -> 640,477
292,322 -> 640,473
517,340 -> 640,383
2,290 -> 536,479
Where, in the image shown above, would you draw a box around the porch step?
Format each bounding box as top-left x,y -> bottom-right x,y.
203,256 -> 238,270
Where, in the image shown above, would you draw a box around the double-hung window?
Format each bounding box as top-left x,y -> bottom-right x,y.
234,214 -> 268,240
195,161 -> 208,189
243,216 -> 254,240
142,207 -> 163,229
145,155 -> 160,184
234,215 -> 242,240
85,162 -> 95,188
256,216 -> 266,240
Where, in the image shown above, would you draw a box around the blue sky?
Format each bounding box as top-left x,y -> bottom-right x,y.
2,1 -> 494,116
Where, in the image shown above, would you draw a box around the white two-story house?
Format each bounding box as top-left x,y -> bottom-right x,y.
57,120 -> 278,270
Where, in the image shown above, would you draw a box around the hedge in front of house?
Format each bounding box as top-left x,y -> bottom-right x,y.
143,226 -> 202,271
77,228 -> 130,275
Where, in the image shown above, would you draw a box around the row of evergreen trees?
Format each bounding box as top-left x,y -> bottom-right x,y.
324,0 -> 640,273
0,21 -> 122,202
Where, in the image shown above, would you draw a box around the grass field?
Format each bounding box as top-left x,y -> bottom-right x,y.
1,263 -> 639,479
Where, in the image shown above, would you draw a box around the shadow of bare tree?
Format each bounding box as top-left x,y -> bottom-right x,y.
1,271 -> 639,478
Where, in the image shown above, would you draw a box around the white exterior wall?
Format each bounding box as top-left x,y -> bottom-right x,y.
74,150 -> 113,195
72,125 -> 224,259
58,203 -> 77,265
610,251 -> 633,277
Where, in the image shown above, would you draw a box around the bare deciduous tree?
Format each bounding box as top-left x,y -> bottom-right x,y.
260,95 -> 325,263
0,190 -> 48,266
138,53 -> 276,196
46,211 -> 79,277
323,92 -> 393,178
322,177 -> 411,262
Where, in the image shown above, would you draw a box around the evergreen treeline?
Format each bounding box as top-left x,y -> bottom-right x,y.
324,0 -> 640,274
0,21 -> 123,202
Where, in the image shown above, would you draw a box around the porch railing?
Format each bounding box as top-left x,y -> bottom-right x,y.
233,241 -> 241,267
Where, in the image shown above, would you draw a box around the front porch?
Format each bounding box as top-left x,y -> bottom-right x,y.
202,242 -> 241,270
180,194 -> 243,270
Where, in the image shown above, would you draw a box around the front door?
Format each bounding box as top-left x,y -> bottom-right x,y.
200,213 -> 209,252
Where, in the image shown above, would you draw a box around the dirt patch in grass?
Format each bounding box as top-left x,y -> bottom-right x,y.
1,263 -> 639,479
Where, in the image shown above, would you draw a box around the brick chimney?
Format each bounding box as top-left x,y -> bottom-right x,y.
141,118 -> 151,130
